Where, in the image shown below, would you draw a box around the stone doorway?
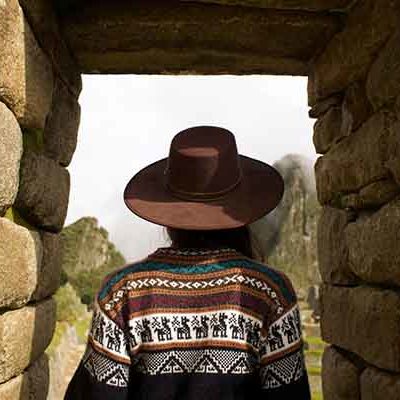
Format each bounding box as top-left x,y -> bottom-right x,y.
1,1 -> 400,398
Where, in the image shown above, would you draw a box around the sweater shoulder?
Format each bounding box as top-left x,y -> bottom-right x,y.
243,258 -> 298,306
95,255 -> 151,303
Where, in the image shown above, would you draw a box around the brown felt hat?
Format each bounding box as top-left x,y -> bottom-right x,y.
123,126 -> 284,230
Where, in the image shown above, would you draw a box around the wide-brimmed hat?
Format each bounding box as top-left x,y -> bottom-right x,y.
123,126 -> 284,230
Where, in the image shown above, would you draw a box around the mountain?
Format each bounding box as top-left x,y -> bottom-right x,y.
60,216 -> 126,304
250,153 -> 322,300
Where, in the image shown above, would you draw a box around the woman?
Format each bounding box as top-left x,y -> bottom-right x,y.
65,126 -> 311,399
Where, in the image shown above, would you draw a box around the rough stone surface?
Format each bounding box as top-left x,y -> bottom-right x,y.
321,345 -> 361,400
320,283 -> 400,372
0,218 -> 42,309
308,94 -> 343,119
360,366 -> 400,400
0,298 -> 56,384
31,230 -> 62,301
0,373 -> 29,399
341,79 -> 373,136
0,102 -> 23,216
345,197 -> 400,286
44,78 -> 81,167
26,353 -> 50,400
19,0 -> 82,97
367,29 -> 400,111
308,0 -> 400,105
317,207 -> 359,285
0,0 -> 53,129
385,119 -> 400,187
179,0 -> 354,11
314,110 -> 397,205
62,2 -> 340,75
340,178 -> 400,210
14,149 -> 70,233
313,106 -> 343,154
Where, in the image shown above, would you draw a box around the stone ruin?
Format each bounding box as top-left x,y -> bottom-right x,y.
1,0 -> 400,398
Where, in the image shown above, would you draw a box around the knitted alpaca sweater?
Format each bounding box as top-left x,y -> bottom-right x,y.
64,247 -> 311,399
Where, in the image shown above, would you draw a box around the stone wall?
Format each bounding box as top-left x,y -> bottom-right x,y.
0,0 -> 81,397
1,0 -> 400,398
308,1 -> 400,398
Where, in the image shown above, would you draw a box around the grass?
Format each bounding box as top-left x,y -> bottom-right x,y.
46,321 -> 68,357
312,391 -> 324,400
305,349 -> 324,358
305,335 -> 327,350
307,365 -> 322,376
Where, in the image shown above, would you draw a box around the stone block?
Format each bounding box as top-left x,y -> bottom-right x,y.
320,283 -> 400,372
308,0 -> 400,105
308,94 -> 343,119
32,230 -> 62,301
314,110 -> 396,205
313,106 -> 343,154
0,0 -> 53,129
18,0 -> 82,97
0,298 -> 56,383
367,29 -> 400,111
0,373 -> 29,400
360,366 -> 400,400
0,218 -> 41,309
317,207 -> 359,285
344,197 -> 400,286
0,102 -> 23,216
14,149 -> 70,232
44,78 -> 81,167
26,353 -> 49,400
180,0 -> 354,11
341,80 -> 373,135
384,119 -> 400,187
340,178 -> 400,210
321,345 -> 361,400
62,1 -> 339,75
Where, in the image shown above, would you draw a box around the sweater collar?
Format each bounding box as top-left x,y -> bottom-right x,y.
149,246 -> 243,259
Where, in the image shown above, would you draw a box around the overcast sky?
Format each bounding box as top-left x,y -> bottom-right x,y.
65,75 -> 317,263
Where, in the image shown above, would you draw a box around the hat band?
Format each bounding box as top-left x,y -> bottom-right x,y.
164,170 -> 243,202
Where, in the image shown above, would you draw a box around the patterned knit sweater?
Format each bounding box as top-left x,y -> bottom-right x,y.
64,247 -> 311,399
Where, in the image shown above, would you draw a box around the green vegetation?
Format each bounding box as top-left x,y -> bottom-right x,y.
54,283 -> 87,322
60,217 -> 126,305
312,391 -> 324,400
46,283 -> 92,358
65,257 -> 123,306
46,322 -> 68,357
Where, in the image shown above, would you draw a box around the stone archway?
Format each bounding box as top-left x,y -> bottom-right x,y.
1,0 -> 400,398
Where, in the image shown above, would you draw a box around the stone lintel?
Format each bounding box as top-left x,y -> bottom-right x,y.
60,2 -> 341,75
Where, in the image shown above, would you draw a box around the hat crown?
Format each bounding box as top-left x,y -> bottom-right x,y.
165,126 -> 242,200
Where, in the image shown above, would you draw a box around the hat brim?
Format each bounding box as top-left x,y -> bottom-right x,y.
123,154 -> 284,230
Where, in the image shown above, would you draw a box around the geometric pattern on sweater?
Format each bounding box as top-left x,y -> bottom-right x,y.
258,303 -> 306,389
134,348 -> 258,375
102,272 -> 284,316
259,346 -> 306,389
82,342 -> 130,387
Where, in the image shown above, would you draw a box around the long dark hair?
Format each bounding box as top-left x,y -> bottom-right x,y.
165,226 -> 263,260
